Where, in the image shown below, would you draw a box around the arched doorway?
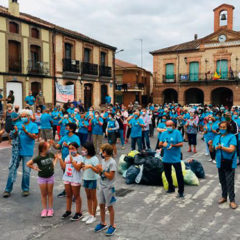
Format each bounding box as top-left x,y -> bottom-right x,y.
163,89 -> 178,104
84,83 -> 93,110
101,85 -> 108,104
185,88 -> 204,104
31,82 -> 41,97
211,87 -> 233,107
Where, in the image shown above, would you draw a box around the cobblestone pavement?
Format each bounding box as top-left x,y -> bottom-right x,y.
1,131 -> 240,240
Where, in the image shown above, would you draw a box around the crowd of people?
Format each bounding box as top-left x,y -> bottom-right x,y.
1,96 -> 240,236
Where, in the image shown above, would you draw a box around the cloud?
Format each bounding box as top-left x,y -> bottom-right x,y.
1,0 -> 240,71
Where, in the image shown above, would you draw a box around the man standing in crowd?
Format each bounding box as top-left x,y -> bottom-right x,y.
140,108 -> 151,150
7,90 -> 15,105
3,109 -> 38,197
105,94 -> 111,105
36,91 -> 45,112
159,120 -> 184,198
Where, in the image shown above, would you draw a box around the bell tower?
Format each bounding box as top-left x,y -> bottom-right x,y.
8,0 -> 19,17
213,4 -> 234,32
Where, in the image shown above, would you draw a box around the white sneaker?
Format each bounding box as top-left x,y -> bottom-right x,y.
205,153 -> 209,156
82,214 -> 90,222
208,159 -> 212,162
86,215 -> 96,224
212,160 -> 216,164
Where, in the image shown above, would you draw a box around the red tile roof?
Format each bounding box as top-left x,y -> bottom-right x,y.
0,5 -> 116,50
115,59 -> 138,68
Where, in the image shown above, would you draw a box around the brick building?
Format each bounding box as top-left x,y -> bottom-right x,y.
0,0 -> 116,110
150,4 -> 240,107
115,59 -> 153,107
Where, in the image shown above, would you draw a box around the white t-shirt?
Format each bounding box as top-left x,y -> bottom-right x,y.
62,154 -> 83,184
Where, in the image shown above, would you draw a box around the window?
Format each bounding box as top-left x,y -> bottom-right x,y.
84,48 -> 91,62
189,62 -> 199,81
31,45 -> 41,63
31,28 -> 39,39
217,59 -> 228,79
100,52 -> 106,66
8,40 -> 21,72
165,63 -> 174,82
65,43 -> 72,59
101,85 -> 108,104
9,22 -> 19,34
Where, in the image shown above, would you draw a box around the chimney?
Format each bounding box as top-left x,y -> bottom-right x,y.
194,34 -> 198,40
8,0 -> 19,17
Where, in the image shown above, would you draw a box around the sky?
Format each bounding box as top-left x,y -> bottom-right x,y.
1,0 -> 240,71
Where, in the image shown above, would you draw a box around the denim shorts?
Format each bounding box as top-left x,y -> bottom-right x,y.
83,180 -> 97,189
38,175 -> 54,184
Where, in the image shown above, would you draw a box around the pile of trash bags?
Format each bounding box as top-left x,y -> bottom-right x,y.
118,151 -> 205,188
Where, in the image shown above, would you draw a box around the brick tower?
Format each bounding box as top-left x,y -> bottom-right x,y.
213,4 -> 234,32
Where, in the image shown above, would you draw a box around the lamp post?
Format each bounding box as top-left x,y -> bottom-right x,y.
113,49 -> 124,105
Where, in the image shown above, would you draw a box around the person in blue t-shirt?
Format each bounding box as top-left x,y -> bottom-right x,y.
40,109 -> 53,141
0,88 -> 3,113
128,111 -> 144,151
25,91 -> 36,106
159,120 -> 184,198
91,111 -> 104,153
11,105 -> 20,126
67,103 -> 75,115
3,109 -> 38,197
156,116 -> 167,150
209,121 -> 238,209
78,113 -> 89,146
50,122 -> 80,198
51,106 -> 62,140
105,94 -> 111,105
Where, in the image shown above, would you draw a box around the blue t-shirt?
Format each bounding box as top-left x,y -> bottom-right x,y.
11,112 -> 20,125
58,134 -> 80,160
51,111 -> 62,126
78,119 -> 89,134
25,95 -> 36,106
129,117 -> 144,138
92,118 -> 103,135
160,129 -> 183,163
157,122 -> 166,140
40,113 -> 52,129
16,121 -> 38,157
59,118 -> 69,136
67,108 -> 75,115
105,96 -> 111,104
213,133 -> 237,169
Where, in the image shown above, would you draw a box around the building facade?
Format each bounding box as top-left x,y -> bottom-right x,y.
0,0 -> 116,110
0,0 -> 53,109
115,59 -> 153,107
151,4 -> 240,107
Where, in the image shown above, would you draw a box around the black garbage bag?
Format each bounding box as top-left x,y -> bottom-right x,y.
124,156 -> 135,168
134,151 -> 156,165
140,157 -> 164,186
125,165 -> 140,184
187,160 -> 205,179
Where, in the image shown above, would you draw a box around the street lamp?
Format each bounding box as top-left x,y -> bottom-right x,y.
113,49 -> 124,104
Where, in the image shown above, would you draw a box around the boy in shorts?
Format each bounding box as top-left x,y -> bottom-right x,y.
95,143 -> 117,236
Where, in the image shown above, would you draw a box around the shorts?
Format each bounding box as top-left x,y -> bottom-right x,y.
83,180 -> 97,189
41,129 -> 53,140
98,187 -> 117,207
38,175 -> 54,184
108,132 -> 117,144
64,181 -> 81,186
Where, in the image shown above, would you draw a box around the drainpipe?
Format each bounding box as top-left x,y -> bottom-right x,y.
52,29 -> 56,105
113,51 -> 116,105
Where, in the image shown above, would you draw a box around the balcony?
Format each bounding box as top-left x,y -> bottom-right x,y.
82,62 -> 98,75
9,57 -> 21,73
62,59 -> 80,73
115,83 -> 145,92
163,74 -> 176,83
179,72 -> 240,83
28,60 -> 49,75
100,66 -> 112,77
